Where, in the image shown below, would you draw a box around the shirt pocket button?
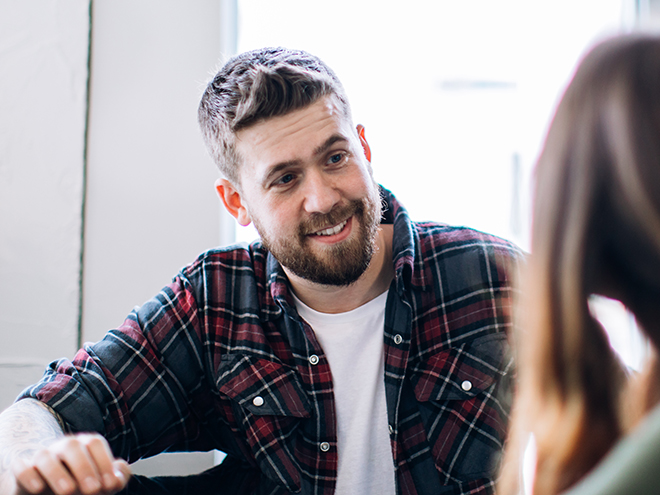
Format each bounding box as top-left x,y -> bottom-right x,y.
252,396 -> 265,407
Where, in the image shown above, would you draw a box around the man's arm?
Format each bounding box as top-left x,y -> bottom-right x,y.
0,399 -> 130,495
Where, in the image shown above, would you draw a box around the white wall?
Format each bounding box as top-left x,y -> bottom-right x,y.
0,0 -> 230,475
0,0 -> 89,411
82,0 -> 222,342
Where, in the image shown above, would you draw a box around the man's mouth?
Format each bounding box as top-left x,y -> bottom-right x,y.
312,219 -> 348,236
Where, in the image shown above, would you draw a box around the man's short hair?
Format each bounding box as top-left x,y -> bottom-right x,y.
198,47 -> 353,185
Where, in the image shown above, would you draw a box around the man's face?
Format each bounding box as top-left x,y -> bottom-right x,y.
228,95 -> 382,286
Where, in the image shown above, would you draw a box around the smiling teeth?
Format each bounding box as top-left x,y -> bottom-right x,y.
314,220 -> 347,236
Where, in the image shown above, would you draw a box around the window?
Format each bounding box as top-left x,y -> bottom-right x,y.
235,0 -> 632,251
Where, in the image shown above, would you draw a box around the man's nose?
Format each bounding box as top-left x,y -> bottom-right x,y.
302,171 -> 340,214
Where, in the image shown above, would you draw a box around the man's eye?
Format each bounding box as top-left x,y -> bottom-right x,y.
329,153 -> 344,164
276,173 -> 294,185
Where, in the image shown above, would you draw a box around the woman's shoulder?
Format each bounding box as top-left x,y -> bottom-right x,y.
562,404 -> 660,495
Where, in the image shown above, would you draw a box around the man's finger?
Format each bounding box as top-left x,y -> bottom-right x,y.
81,434 -> 127,491
52,437 -> 107,494
12,457 -> 46,494
32,448 -> 78,495
112,459 -> 131,488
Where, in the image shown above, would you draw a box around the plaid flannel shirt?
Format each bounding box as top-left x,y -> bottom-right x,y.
21,187 -> 521,495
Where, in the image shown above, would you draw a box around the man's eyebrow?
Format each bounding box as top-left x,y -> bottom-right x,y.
314,134 -> 348,156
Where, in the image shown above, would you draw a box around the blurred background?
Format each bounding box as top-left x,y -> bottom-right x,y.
1,0 -> 657,475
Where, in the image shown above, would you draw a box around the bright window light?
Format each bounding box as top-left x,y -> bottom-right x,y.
234,0 -> 631,250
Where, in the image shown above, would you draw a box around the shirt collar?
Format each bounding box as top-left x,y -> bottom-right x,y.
380,186 -> 433,294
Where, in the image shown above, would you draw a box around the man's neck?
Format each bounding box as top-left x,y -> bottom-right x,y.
285,224 -> 394,314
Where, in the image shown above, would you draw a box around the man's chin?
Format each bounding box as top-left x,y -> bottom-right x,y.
286,248 -> 373,286
288,265 -> 368,287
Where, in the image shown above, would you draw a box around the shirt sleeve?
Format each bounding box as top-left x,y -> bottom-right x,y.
17,272 -> 215,462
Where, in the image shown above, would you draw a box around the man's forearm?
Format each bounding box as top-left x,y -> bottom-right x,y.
0,399 -> 64,489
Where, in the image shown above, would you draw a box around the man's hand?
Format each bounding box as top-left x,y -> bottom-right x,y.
0,399 -> 131,495
11,433 -> 130,495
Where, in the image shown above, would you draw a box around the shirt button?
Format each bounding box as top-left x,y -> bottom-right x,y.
319,442 -> 330,452
252,396 -> 264,407
388,424 -> 394,435
309,354 -> 320,365
393,334 -> 403,345
461,380 -> 473,392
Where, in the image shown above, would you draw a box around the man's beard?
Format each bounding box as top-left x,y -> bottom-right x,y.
255,187 -> 382,286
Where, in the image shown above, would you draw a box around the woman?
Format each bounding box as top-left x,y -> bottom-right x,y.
498,35 -> 660,495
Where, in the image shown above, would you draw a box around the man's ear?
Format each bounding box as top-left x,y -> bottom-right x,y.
356,124 -> 371,162
215,178 -> 252,226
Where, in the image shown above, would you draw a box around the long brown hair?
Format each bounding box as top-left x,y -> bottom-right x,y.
499,35 -> 660,495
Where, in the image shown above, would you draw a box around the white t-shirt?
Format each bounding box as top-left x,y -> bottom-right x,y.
293,291 -> 396,495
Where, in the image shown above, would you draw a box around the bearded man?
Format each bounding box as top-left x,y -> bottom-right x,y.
0,47 -> 521,495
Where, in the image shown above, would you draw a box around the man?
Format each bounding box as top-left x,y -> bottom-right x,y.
0,47 -> 520,495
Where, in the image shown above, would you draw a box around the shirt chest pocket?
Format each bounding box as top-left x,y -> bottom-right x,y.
409,333 -> 512,481
216,354 -> 311,492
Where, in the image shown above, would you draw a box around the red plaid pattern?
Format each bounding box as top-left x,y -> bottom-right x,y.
20,187 -> 521,495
